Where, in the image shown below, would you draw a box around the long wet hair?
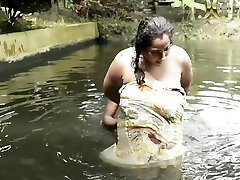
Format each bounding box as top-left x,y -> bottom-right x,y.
133,16 -> 174,85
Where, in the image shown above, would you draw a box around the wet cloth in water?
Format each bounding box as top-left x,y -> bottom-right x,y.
100,81 -> 187,168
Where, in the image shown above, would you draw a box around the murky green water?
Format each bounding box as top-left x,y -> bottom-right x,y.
0,40 -> 240,180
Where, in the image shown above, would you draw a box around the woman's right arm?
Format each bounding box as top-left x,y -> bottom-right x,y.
103,100 -> 118,126
103,53 -> 124,104
102,52 -> 125,126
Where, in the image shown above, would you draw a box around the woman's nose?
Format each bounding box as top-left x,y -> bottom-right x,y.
161,51 -> 166,60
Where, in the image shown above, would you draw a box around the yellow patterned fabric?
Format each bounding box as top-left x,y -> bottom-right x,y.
100,81 -> 187,168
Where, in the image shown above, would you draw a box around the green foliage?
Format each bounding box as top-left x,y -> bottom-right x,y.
0,9 -> 8,22
56,17 -> 66,25
0,0 -> 51,28
64,0 -> 74,8
0,9 -> 8,33
30,17 -> 44,29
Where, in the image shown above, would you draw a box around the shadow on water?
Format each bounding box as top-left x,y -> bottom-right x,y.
0,39 -> 240,179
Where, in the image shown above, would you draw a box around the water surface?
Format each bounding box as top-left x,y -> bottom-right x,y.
0,40 -> 240,179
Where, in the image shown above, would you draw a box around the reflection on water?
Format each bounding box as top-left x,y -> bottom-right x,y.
179,40 -> 240,180
0,40 -> 240,179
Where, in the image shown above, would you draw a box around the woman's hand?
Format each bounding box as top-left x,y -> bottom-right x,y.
103,100 -> 118,126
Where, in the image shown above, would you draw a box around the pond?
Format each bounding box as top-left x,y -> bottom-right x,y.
0,39 -> 240,179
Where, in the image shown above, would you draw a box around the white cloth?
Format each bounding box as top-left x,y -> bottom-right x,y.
100,81 -> 187,168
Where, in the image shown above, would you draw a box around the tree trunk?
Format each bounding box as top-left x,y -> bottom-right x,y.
190,0 -> 195,21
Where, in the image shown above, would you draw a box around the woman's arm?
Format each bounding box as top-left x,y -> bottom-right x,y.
180,51 -> 193,94
103,100 -> 118,126
103,52 -> 125,104
102,50 -> 125,128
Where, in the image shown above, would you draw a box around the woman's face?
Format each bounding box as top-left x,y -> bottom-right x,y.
142,33 -> 172,66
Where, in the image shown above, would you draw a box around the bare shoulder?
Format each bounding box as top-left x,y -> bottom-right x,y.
171,45 -> 191,64
105,47 -> 135,80
103,47 -> 135,102
171,45 -> 192,93
107,47 -> 135,76
114,47 -> 136,65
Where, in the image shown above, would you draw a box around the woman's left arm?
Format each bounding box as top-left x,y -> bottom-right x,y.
180,52 -> 193,95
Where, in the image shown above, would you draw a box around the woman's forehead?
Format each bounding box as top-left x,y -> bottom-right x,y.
151,33 -> 170,48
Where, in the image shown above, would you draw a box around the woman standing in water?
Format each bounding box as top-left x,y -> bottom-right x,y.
101,16 -> 192,167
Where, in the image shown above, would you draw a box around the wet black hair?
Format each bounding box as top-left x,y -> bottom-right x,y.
133,16 -> 174,85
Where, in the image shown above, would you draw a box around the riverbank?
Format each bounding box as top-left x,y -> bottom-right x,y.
4,8 -> 240,42
95,17 -> 240,43
174,18 -> 240,40
98,18 -> 240,42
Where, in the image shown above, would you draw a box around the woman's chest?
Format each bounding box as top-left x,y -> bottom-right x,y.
122,57 -> 182,85
145,62 -> 182,87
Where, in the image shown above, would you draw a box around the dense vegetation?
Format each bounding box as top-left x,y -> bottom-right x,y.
0,0 -> 240,41
0,0 -> 143,24
0,0 -> 144,35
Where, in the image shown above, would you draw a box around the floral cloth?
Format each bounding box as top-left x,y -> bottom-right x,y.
100,81 -> 187,168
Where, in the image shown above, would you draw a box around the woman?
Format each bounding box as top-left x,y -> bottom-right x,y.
101,16 -> 192,167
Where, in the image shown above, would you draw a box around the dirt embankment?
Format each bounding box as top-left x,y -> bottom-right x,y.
174,18 -> 240,40
96,17 -> 240,42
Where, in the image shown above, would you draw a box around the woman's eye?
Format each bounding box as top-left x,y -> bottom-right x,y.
164,44 -> 172,52
164,46 -> 170,52
152,51 -> 159,54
